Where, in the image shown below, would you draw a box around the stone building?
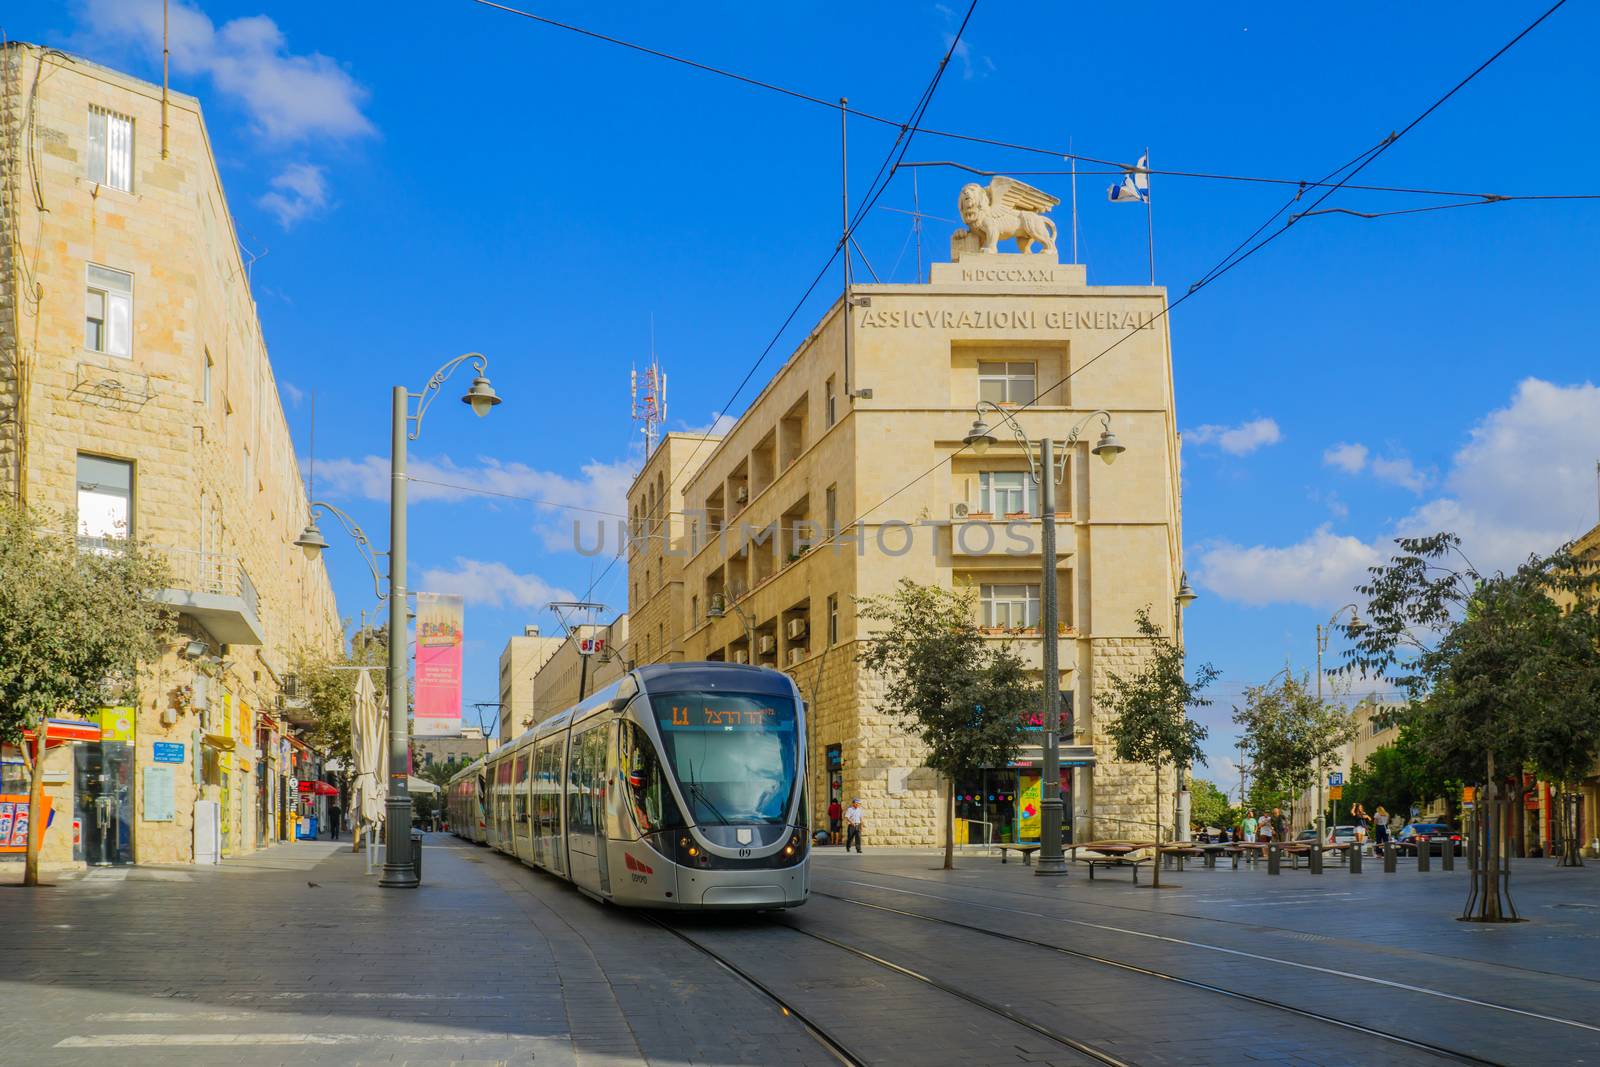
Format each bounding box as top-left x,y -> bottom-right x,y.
0,44 -> 341,867
412,728 -> 493,772
513,616 -> 629,738
624,209 -> 1190,846
496,625 -> 562,744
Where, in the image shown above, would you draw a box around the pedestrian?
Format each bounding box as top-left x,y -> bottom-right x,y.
1259,816 -> 1275,846
1242,809 -> 1258,843
1373,805 -> 1390,853
827,798 -> 843,845
1270,807 -> 1288,842
844,798 -> 865,853
328,801 -> 342,841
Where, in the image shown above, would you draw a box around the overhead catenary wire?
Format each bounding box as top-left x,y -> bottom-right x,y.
463,0 -> 1598,205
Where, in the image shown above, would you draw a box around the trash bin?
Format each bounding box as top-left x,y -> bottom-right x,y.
410,829 -> 424,882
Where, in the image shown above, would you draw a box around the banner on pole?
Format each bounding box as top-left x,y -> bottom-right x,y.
415,592 -> 464,737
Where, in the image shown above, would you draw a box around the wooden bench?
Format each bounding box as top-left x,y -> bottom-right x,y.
1070,841 -> 1154,883
1076,854 -> 1151,882
994,844 -> 1041,865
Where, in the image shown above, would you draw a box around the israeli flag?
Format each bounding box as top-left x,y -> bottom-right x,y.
1107,152 -> 1150,203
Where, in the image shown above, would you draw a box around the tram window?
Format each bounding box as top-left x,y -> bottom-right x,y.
568,729 -> 594,834
513,755 -> 530,823
620,721 -> 682,833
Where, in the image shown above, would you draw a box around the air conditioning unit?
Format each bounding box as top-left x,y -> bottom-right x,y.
786,618 -> 808,641
732,649 -> 750,664
758,635 -> 777,655
734,485 -> 749,504
950,501 -> 972,519
786,647 -> 806,666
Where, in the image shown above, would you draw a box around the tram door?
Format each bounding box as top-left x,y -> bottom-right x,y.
565,722 -> 611,895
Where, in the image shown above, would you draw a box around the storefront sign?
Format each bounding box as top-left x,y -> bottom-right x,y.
152,742 -> 185,763
414,592 -> 464,737
0,795 -> 52,852
98,706 -> 135,744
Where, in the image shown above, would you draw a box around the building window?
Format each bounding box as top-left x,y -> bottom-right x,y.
825,484 -> 838,535
87,106 -> 134,192
827,594 -> 839,646
77,454 -> 134,541
978,361 -> 1036,405
690,594 -> 698,623
85,265 -> 133,358
979,471 -> 1037,516
980,583 -> 1040,628
825,375 -> 837,428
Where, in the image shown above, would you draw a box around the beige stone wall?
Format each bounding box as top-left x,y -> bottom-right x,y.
520,617 -> 628,733
498,633 -> 562,742
1,45 -> 340,864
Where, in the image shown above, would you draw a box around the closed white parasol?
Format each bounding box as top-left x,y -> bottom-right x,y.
350,668 -> 386,837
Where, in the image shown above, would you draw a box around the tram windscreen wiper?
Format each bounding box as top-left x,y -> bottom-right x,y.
683,761 -> 731,825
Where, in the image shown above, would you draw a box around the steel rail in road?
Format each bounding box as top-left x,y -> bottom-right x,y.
813,889 -> 1503,1067
639,914 -> 866,1067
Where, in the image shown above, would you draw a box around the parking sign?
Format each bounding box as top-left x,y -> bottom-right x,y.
1328,772 -> 1344,786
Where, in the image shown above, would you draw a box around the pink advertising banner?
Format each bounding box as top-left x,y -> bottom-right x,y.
414,592 -> 463,737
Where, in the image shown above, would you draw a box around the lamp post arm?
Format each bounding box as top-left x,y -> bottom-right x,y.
409,352 -> 488,441
309,500 -> 387,601
974,402 -> 1117,485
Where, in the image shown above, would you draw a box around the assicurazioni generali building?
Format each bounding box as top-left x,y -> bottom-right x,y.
624,196 -> 1189,847
0,44 -> 341,868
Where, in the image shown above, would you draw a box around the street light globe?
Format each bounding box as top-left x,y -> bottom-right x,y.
962,416 -> 997,456
294,520 -> 329,561
1092,429 -> 1125,465
461,375 -> 502,418
1175,571 -> 1198,608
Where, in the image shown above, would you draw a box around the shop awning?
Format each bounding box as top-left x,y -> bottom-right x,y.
298,780 -> 338,796
408,776 -> 440,795
202,733 -> 237,751
21,718 -> 101,748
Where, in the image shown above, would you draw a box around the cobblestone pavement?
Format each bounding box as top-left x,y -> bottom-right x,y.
2,837 -> 1597,1065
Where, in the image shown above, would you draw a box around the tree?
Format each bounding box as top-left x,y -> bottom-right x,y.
1339,724 -> 1454,826
0,501 -> 176,885
1232,672 -> 1356,834
1101,607 -> 1215,886
857,580 -> 1036,869
1343,533 -> 1600,915
1187,778 -> 1235,832
292,627 -> 389,772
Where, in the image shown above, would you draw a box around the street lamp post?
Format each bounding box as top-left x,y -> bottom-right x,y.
964,403 -> 1124,876
1315,604 -> 1364,844
299,354 -> 501,890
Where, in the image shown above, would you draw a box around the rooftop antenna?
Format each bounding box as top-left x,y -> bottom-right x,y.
630,319 -> 666,454
913,168 -> 924,282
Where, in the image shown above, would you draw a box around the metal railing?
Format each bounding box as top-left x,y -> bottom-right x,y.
76,536 -> 258,617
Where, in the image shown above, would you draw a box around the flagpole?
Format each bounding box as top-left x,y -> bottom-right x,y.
1070,137 -> 1079,265
1144,146 -> 1155,285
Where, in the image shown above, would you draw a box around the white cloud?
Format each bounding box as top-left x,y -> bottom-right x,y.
279,380 -> 304,407
1368,454 -> 1430,493
316,453 -> 639,553
680,411 -> 737,436
76,0 -> 374,141
1193,525 -> 1382,608
1197,378 -> 1600,607
1323,442 -> 1368,473
1185,417 -> 1282,456
416,558 -> 574,610
257,163 -> 328,227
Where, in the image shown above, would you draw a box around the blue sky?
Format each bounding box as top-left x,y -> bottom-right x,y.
15,1 -> 1600,794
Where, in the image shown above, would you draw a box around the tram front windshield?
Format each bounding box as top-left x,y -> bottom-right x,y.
649,691 -> 798,825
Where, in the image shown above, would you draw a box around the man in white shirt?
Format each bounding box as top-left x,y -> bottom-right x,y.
844,799 -> 864,853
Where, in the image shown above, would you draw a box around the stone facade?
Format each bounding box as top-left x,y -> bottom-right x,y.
0,44 -> 341,867
621,234 -> 1189,845
515,617 -> 629,738
497,628 -> 562,743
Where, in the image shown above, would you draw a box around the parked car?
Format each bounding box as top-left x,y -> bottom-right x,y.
1328,825 -> 1360,847
1393,822 -> 1463,856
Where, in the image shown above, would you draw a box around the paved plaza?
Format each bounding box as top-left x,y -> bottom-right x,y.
2,836 -> 1598,1066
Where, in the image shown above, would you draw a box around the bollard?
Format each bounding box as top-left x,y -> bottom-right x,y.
1349,845 -> 1362,874
1267,843 -> 1281,875
1442,841 -> 1454,871
1383,846 -> 1397,873
1309,844 -> 1323,874
1417,843 -> 1430,872
1205,849 -> 1217,869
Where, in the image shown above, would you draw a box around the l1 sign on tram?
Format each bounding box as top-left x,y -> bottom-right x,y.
415,592 -> 464,737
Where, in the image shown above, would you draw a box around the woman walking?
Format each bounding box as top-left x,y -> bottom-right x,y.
1374,805 -> 1391,854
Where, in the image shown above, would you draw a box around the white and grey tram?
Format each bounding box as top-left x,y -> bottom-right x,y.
448,662 -> 809,910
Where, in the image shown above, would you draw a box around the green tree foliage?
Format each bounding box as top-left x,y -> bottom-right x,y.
1344,533 -> 1600,790
1232,672 -> 1356,832
1339,724 -> 1454,823
291,627 -> 388,770
857,580 -> 1036,869
1101,607 -> 1215,883
0,501 -> 176,885
1187,778 -> 1235,832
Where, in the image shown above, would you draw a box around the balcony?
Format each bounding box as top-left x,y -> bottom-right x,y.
153,545 -> 265,646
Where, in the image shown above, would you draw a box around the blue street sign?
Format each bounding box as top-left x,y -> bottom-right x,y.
1328,772 -> 1344,787
152,741 -> 185,764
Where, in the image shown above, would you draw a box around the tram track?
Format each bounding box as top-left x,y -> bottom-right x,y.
810,889 -> 1503,1067
639,913 -> 867,1067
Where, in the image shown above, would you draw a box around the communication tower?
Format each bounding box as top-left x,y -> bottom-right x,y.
630,354 -> 667,456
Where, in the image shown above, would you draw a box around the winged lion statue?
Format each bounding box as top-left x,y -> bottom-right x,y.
950,176 -> 1060,256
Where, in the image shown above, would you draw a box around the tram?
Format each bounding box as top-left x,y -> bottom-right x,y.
448,662 -> 808,909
